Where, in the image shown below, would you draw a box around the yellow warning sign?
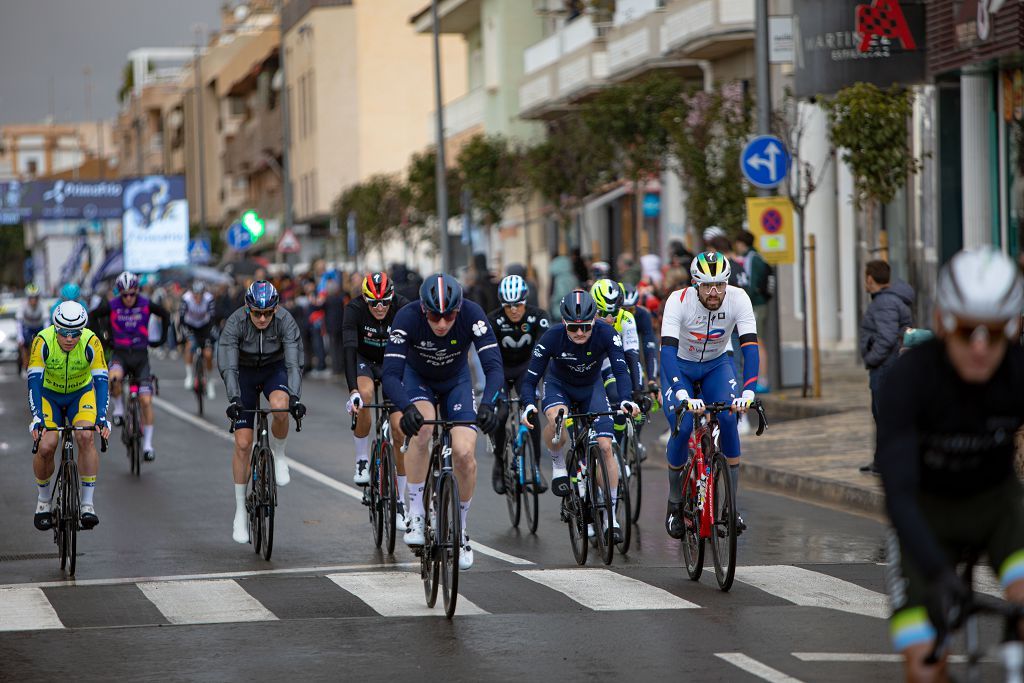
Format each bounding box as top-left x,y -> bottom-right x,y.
746,196 -> 795,265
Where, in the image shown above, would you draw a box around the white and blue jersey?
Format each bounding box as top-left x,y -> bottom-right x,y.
382,300 -> 504,421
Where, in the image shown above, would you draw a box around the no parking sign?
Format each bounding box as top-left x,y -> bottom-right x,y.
745,196 -> 795,265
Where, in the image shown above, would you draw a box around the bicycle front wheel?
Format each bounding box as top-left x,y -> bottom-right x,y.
369,439 -> 384,548
681,460 -> 704,581
503,441 -> 520,529
565,450 -> 588,566
625,423 -> 642,523
259,449 -> 277,561
589,445 -> 614,566
439,472 -> 462,619
130,399 -> 142,477
422,454 -> 439,608
613,447 -> 632,555
522,437 -> 539,535
710,453 -> 737,592
382,441 -> 397,555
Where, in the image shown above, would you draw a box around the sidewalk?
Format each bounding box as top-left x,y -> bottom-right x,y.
740,351 -> 884,514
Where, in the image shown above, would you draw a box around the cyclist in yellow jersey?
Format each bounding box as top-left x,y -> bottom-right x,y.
27,302 -> 111,531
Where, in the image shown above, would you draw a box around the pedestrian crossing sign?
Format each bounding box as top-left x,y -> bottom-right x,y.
746,197 -> 795,265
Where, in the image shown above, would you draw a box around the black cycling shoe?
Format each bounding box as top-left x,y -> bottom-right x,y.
492,457 -> 506,495
143,449 -> 156,462
666,501 -> 685,540
80,506 -> 99,530
736,514 -> 747,535
112,415 -> 124,427
532,466 -> 548,494
551,475 -> 571,498
34,505 -> 53,531
607,525 -> 622,545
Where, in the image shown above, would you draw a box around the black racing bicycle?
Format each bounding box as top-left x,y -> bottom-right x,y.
359,382 -> 400,554
230,397 -> 302,561
191,347 -> 207,416
32,424 -> 107,576
403,415 -> 473,619
119,373 -> 158,477
553,408 -> 621,567
494,384 -> 540,534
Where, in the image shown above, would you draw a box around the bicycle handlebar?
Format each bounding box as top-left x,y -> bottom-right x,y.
552,409 -> 625,445
399,419 -> 478,453
670,399 -> 768,439
925,590 -> 1024,665
32,425 -> 108,454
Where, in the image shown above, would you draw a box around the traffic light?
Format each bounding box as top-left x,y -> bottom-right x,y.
241,210 -> 265,241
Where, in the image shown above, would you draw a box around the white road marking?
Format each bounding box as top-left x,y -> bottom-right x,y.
154,396 -> 535,566
515,568 -> 699,610
0,561 -> 419,590
793,653 -> 974,664
137,579 -> 277,625
736,565 -> 889,618
0,586 -> 64,631
326,571 -> 487,617
715,653 -> 805,682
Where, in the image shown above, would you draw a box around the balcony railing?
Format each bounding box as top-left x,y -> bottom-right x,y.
223,110 -> 283,175
429,87 -> 485,140
660,0 -> 754,56
523,16 -> 600,75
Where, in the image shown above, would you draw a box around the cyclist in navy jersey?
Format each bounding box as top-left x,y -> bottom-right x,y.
622,283 -> 658,385
519,290 -> 639,544
381,273 -> 504,570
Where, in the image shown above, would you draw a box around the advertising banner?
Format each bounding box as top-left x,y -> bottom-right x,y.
122,176 -> 189,273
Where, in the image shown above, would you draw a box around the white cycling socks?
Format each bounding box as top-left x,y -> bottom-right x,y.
234,483 -> 246,511
354,435 -> 369,463
270,435 -> 287,461
36,478 -> 51,503
549,447 -> 565,471
112,396 -> 124,417
142,425 -> 154,451
81,476 -> 96,506
408,482 -> 425,517
459,498 -> 471,532
397,475 -> 408,504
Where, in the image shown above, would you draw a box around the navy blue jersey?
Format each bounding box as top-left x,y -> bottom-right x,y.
520,322 -> 632,408
632,305 -> 657,379
382,300 -> 504,410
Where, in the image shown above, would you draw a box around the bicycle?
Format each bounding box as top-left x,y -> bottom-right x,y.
357,382 -> 400,554
402,415 -> 474,619
191,347 -> 207,416
612,418 -> 634,555
619,413 -> 643,526
230,396 -> 302,561
32,424 -> 107,576
672,399 -> 767,592
926,557 -> 1024,682
494,384 -> 540,534
553,408 -> 621,567
119,373 -> 158,477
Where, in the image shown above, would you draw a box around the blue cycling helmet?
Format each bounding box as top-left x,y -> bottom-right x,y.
621,283 -> 639,307
498,274 -> 528,305
560,289 -> 597,323
245,280 -> 280,310
60,282 -> 81,301
419,273 -> 463,315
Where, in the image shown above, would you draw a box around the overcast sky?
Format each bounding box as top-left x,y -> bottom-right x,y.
0,0 -> 224,126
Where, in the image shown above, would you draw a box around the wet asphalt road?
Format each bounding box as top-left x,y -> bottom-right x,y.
0,358 -> 988,682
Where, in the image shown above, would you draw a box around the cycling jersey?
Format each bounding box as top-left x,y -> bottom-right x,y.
17,301 -> 47,343
487,304 -> 549,372
342,293 -> 410,392
180,291 -> 215,329
27,326 -> 108,423
600,309 -> 642,393
629,305 -> 658,379
217,305 -> 304,402
90,296 -> 170,351
520,322 -> 632,410
382,300 -> 504,411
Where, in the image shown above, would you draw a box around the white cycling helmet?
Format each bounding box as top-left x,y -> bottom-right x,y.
690,251 -> 732,285
53,301 -> 88,332
115,271 -> 140,294
936,246 -> 1024,336
703,225 -> 727,243
498,274 -> 528,305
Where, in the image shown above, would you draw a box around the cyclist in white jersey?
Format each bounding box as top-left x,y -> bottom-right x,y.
181,280 -> 217,399
18,284 -> 48,373
659,251 -> 759,538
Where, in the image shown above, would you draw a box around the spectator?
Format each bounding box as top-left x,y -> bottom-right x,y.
859,260 -> 914,474
570,247 -> 589,286
548,252 -> 580,319
466,253 -> 499,313
617,253 -> 642,286
325,279 -> 347,376
734,230 -> 773,392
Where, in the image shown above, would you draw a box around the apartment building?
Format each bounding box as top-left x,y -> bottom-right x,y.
0,121 -> 114,181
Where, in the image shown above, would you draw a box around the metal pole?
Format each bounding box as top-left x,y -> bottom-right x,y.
431,0 -> 451,274
808,233 -> 821,398
277,2 -> 294,237
193,26 -> 208,240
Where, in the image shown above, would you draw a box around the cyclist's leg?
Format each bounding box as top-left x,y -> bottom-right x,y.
700,355 -> 742,508
108,353 -> 125,419
986,479 -> 1024,619
351,359 -> 375,483
32,393 -> 63,528
183,325 -> 195,386
265,361 -> 292,485
134,352 -> 157,457
513,370 -> 546,490
446,368 -> 478,566
230,368 -> 261,543
589,380 -> 619,519
540,380 -> 571,493
71,388 -> 100,526
600,361 -> 627,449
401,365 -> 435,544
380,359 -> 407,498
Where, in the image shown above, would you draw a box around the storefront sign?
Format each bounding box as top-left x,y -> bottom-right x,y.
793,0 -> 926,98
928,0 -> 1024,76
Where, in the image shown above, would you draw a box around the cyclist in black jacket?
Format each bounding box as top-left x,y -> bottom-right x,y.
487,275 -> 549,495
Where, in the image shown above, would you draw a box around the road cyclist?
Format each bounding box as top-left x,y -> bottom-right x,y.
17,284 -> 47,375
180,279 -> 219,401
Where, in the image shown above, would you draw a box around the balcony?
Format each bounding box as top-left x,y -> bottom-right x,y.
660,0 -> 754,60
605,6 -> 667,77
223,110 -> 283,176
518,17 -> 608,119
429,87 -> 485,141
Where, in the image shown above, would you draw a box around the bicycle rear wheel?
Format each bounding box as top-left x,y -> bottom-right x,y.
613,448 -> 632,555
503,441 -> 520,528
522,437 -> 539,535
625,423 -> 642,523
565,450 -> 588,566
439,472 -> 461,619
259,449 -> 276,561
368,439 -> 384,548
382,441 -> 397,555
710,452 -> 737,591
681,460 -> 705,581
590,445 -> 614,566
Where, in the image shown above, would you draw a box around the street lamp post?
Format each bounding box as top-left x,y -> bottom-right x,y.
193,25 -> 209,241
277,1 -> 294,238
431,0 -> 451,274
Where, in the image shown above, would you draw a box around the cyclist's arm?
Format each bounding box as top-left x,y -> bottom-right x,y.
381,309 -> 413,410
150,301 -> 172,346
278,309 -> 304,399
470,311 -> 504,407
519,330 -> 554,409
26,336 -> 46,420
341,300 -> 360,392
217,312 -> 243,400
733,289 -> 760,392
86,335 -> 109,420
636,308 -> 658,379
876,362 -> 947,580
604,328 -> 633,405
88,299 -> 110,332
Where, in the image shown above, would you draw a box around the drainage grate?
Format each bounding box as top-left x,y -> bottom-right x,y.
0,552 -> 83,562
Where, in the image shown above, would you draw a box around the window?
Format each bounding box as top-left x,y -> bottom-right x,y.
308,70 -> 315,135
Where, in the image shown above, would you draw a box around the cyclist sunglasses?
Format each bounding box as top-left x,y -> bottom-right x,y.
565,322 -> 594,333
503,301 -> 527,308
248,307 -> 277,319
121,290 -> 139,298
950,321 -> 1008,346
364,295 -> 393,309
425,309 -> 459,323
55,327 -> 83,339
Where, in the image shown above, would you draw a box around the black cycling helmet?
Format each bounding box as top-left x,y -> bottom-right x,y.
560,289 -> 596,324
419,272 -> 463,315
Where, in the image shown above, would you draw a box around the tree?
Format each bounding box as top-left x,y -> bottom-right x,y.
405,146 -> 461,256
663,81 -> 754,236
332,174 -> 408,263
581,73 -> 682,254
455,134 -> 516,228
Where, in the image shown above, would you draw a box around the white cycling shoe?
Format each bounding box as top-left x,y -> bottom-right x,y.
353,460 -> 370,486
395,501 -> 408,532
404,514 -> 425,546
459,532 -> 474,570
183,371 -> 193,390
275,456 -> 290,486
205,381 -> 215,400
232,508 -> 249,544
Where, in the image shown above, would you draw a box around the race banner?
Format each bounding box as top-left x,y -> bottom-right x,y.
122,175 -> 189,272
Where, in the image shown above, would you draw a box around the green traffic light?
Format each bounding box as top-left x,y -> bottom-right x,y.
242,210 -> 265,239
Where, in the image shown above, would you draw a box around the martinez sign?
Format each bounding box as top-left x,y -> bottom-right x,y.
793,0 -> 926,98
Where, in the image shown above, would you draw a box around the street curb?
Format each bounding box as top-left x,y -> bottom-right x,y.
744,461 -> 885,515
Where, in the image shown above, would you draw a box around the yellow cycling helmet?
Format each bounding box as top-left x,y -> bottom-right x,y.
590,278 -> 622,316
